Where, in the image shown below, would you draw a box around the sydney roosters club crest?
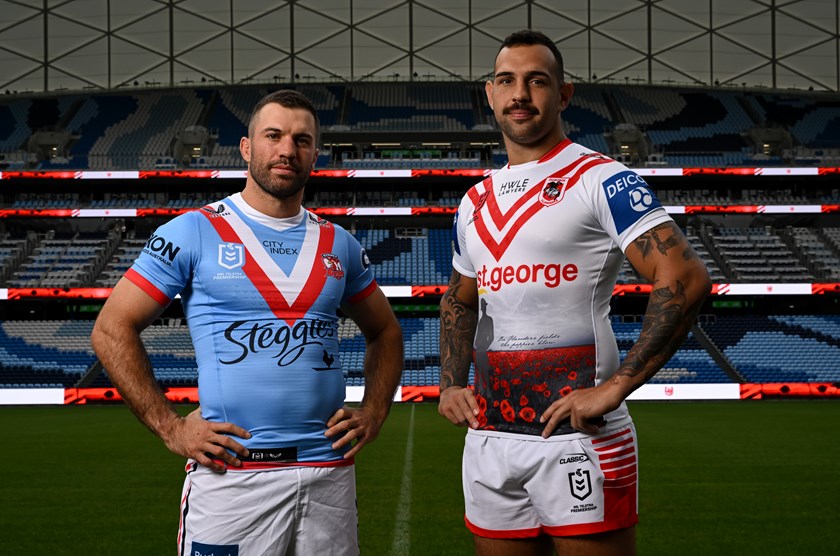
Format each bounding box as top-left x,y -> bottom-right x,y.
539,178 -> 568,206
321,253 -> 344,279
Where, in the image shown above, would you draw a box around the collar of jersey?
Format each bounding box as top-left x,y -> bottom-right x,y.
506,158 -> 540,171
228,192 -> 306,231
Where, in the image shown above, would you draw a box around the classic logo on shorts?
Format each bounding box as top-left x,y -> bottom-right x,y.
218,243 -> 245,270
558,453 -> 589,465
322,253 -> 345,279
539,178 -> 568,206
569,469 -> 592,501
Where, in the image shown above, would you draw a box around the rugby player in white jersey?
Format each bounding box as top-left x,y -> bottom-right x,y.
438,30 -> 712,556
92,90 -> 403,556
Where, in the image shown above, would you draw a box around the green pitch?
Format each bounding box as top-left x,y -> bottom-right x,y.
2,401 -> 838,555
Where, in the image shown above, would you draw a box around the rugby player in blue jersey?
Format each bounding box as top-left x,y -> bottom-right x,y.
92,89 -> 403,556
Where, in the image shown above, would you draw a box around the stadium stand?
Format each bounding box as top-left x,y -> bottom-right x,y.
1,81 -> 839,395
6,83 -> 840,170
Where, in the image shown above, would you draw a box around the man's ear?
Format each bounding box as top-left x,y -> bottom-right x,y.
559,81 -> 574,111
240,136 -> 250,163
485,80 -> 494,110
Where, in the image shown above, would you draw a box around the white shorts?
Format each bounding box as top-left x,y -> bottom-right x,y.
178,462 -> 358,556
462,420 -> 638,538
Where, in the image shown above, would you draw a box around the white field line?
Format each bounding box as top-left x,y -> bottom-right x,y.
390,403 -> 416,555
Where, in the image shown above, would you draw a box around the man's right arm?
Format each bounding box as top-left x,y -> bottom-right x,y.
438,269 -> 480,428
91,277 -> 250,472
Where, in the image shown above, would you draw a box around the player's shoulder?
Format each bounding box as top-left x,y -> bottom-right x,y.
303,209 -> 339,231
572,148 -> 650,191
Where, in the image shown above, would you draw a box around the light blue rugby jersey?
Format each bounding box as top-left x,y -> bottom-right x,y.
126,193 -> 376,462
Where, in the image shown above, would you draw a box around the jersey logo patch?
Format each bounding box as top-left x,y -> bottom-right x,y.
601,170 -> 662,235
539,178 -> 569,206
322,253 -> 345,279
218,243 -> 244,269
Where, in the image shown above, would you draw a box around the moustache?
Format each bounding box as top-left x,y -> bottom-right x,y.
503,102 -> 537,115
270,156 -> 298,170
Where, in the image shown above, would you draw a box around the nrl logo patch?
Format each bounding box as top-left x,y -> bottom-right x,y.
569,468 -> 592,501
322,253 -> 345,279
539,178 -> 568,206
218,243 -> 244,270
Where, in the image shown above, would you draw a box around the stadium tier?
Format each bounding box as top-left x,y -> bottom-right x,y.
1,221 -> 840,289
4,83 -> 840,170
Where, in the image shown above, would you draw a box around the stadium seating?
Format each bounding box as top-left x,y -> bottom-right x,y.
8,83 -> 840,170
702,315 -> 840,383
0,320 -> 97,387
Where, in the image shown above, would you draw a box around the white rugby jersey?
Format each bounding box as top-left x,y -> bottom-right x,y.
452,138 -> 672,435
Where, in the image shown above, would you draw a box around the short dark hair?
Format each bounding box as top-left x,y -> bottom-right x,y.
497,30 -> 565,83
247,89 -> 320,143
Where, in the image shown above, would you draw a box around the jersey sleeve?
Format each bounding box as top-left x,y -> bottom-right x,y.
587,163 -> 673,252
339,227 -> 376,304
451,192 -> 477,278
125,212 -> 199,305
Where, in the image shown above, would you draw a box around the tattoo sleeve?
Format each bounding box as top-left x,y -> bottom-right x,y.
619,222 -> 710,385
439,271 -> 478,392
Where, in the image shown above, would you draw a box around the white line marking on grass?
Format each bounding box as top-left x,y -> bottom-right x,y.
390,403 -> 415,555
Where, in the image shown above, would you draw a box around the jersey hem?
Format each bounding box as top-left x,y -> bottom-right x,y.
206,457 -> 355,471
465,515 -> 638,539
466,414 -> 633,442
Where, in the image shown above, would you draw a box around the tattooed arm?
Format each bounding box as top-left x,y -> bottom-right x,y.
438,269 -> 481,428
539,221 -> 711,436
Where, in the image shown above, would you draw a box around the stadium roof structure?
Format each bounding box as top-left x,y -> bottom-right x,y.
2,0 -> 839,94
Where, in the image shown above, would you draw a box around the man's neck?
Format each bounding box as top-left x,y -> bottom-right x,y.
504,133 -> 568,166
240,181 -> 303,219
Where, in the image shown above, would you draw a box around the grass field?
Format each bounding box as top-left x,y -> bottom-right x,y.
3,400 -> 838,555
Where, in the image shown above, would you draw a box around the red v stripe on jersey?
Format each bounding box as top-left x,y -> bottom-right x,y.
471,157 -> 612,261
476,147 -> 600,231
198,207 -> 334,324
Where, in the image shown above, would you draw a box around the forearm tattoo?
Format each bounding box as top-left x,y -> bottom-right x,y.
439,272 -> 477,392
620,222 -> 706,383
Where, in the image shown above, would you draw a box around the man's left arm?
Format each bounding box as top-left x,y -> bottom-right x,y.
325,286 -> 404,458
540,221 -> 712,436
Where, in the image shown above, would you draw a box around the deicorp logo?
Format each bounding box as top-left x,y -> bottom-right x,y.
601,170 -> 662,234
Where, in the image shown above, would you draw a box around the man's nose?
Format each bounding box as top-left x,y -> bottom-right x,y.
512,80 -> 530,102
275,135 -> 296,157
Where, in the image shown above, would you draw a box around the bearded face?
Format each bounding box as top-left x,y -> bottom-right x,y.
241,103 -> 319,202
